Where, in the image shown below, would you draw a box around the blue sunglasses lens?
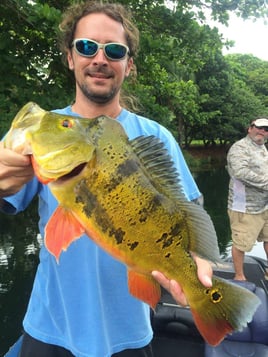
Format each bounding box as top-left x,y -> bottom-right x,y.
76,40 -> 98,56
105,43 -> 127,59
73,40 -> 128,60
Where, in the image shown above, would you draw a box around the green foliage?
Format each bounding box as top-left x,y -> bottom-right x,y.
0,0 -> 268,146
0,0 -> 74,136
227,54 -> 268,107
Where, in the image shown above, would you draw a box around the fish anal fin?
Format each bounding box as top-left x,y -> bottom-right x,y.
45,206 -> 85,261
128,270 -> 161,309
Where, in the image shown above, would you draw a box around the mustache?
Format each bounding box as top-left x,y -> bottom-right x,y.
85,66 -> 114,77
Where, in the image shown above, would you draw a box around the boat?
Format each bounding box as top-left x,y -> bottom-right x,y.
4,255 -> 268,357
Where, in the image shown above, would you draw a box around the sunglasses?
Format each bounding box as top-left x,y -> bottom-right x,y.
252,125 -> 268,132
72,39 -> 130,61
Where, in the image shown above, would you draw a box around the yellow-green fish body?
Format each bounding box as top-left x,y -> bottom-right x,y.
4,102 -> 260,346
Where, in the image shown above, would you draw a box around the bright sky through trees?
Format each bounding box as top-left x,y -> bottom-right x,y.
217,14 -> 268,61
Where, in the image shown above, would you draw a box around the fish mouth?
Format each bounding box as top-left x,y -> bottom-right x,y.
56,162 -> 87,183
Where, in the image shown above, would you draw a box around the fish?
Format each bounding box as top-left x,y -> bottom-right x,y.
4,102 -> 260,346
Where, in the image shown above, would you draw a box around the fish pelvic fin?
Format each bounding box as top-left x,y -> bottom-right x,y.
128,270 -> 161,310
190,276 -> 260,346
45,206 -> 85,262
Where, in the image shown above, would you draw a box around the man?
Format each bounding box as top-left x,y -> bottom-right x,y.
227,118 -> 268,281
0,2 -> 212,356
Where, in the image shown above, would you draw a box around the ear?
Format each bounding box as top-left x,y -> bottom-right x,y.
125,57 -> 134,78
67,50 -> 74,71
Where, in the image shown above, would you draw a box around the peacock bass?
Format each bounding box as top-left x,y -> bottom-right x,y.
4,102 -> 260,346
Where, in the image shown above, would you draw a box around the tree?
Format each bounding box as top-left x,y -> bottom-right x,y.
0,0 -> 74,136
226,54 -> 268,107
1,0 -> 267,142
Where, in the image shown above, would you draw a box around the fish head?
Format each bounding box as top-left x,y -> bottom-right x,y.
5,102 -> 97,183
27,112 -> 98,183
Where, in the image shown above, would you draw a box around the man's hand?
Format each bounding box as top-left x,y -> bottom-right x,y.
152,255 -> 213,306
0,141 -> 34,197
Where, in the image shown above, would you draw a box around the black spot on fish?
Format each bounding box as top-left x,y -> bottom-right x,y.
103,144 -> 113,153
159,224 -> 182,249
101,158 -> 138,194
75,180 -> 112,233
109,227 -> 125,244
127,241 -> 139,251
138,208 -> 148,223
156,233 -> 168,243
170,223 -> 181,236
162,237 -> 174,248
165,253 -> 171,258
75,180 -> 96,217
128,217 -> 137,226
156,232 -> 174,249
211,290 -> 222,303
116,159 -> 138,177
137,194 -> 162,223
104,176 -> 123,193
205,288 -> 223,304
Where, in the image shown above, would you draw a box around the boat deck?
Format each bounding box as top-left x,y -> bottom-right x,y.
216,255 -> 268,294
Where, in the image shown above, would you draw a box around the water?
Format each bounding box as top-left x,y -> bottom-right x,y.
193,167 -> 232,257
0,199 -> 40,355
0,166 -> 260,355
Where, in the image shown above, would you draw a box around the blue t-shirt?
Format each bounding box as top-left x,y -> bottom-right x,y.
3,107 -> 201,357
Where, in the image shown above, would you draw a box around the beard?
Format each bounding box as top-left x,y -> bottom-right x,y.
79,81 -> 119,104
76,66 -> 121,104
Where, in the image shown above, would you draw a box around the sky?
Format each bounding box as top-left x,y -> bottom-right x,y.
214,14 -> 268,61
164,1 -> 268,61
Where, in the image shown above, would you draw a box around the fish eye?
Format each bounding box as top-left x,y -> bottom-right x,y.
61,119 -> 73,128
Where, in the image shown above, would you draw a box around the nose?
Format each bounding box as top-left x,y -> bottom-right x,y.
92,48 -> 108,64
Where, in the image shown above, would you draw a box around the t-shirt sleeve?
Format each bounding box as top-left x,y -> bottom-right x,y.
0,177 -> 39,214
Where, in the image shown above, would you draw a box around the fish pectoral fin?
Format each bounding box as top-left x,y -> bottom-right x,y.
128,269 -> 161,309
45,206 -> 85,262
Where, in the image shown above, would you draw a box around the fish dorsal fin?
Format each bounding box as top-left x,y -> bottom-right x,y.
130,135 -> 186,201
130,135 -> 221,263
180,201 -> 221,263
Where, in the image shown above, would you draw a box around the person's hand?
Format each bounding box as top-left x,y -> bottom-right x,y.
152,255 -> 213,306
0,141 -> 34,197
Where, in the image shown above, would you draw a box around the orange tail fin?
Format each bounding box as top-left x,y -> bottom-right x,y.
189,277 -> 260,346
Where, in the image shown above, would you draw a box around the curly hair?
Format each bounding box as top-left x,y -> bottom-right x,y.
58,1 -> 140,111
58,1 -> 139,63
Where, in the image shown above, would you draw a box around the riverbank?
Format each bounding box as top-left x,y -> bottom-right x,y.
184,145 -> 228,171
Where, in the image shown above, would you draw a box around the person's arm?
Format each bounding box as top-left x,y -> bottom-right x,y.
0,141 -> 34,199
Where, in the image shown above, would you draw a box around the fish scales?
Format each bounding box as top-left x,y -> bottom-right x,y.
73,143 -> 189,273
4,102 -> 261,346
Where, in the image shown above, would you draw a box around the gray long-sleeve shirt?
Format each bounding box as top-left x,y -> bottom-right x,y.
227,135 -> 268,213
